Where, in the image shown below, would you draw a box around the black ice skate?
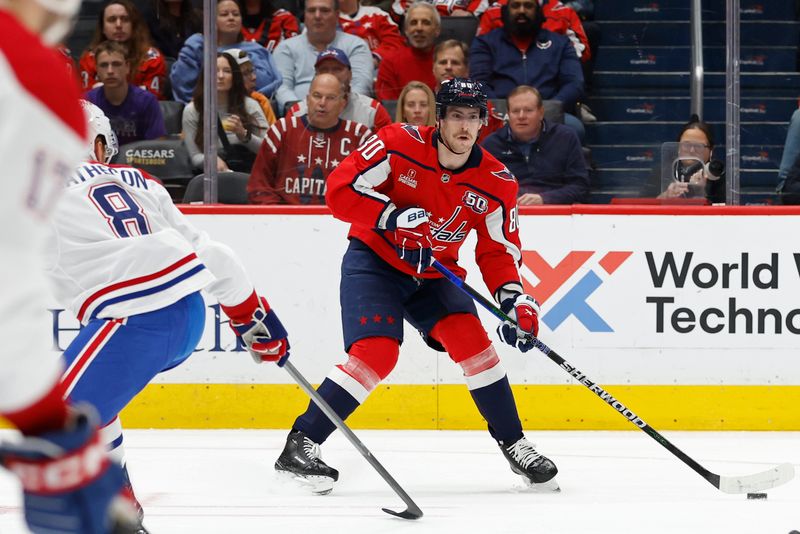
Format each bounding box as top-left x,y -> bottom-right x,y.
499,436 -> 560,492
275,430 -> 339,495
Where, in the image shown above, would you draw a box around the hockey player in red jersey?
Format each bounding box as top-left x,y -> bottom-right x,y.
0,2 -> 141,533
274,78 -> 559,494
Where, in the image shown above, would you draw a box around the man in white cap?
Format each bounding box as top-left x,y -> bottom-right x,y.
286,47 -> 392,131
0,0 -> 141,532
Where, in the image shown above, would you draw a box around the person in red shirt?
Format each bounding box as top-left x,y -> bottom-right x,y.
273,78 -> 559,495
375,1 -> 440,100
237,0 -> 299,51
79,0 -> 167,99
432,39 -> 504,143
248,73 -> 373,204
390,0 -> 489,22
339,0 -> 405,68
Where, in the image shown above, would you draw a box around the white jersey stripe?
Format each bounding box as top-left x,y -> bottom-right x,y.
61,319 -> 124,396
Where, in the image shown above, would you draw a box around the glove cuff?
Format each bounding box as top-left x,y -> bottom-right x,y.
499,293 -> 521,314
221,291 -> 269,324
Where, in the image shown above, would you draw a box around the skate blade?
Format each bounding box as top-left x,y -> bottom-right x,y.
275,469 -> 336,495
521,476 -> 560,493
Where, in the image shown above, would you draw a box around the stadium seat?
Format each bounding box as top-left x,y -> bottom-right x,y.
112,139 -> 194,201
437,15 -> 479,46
382,99 -> 397,121
159,100 -> 185,137
182,172 -> 250,204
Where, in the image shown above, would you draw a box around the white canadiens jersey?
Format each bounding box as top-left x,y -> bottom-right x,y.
46,162 -> 255,324
0,11 -> 86,414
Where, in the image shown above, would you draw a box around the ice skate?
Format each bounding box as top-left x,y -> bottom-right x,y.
499,436 -> 560,492
275,430 -> 339,495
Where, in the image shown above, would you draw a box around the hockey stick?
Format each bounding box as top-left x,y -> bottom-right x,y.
431,260 -> 795,494
282,361 -> 423,519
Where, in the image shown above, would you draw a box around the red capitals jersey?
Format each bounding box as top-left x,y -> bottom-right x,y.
241,9 -> 299,52
326,123 -> 523,296
339,5 -> 405,62
391,0 -> 489,22
79,46 -> 167,99
248,116 -> 373,205
478,0 -> 590,62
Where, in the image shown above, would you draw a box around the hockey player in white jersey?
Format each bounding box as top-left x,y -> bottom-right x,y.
43,101 -> 292,533
1,2 -> 144,533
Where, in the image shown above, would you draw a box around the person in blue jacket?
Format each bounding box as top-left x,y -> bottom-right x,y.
470,0 -> 584,138
483,85 -> 589,205
170,0 -> 281,103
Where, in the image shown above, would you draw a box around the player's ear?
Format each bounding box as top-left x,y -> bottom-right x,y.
94,136 -> 106,163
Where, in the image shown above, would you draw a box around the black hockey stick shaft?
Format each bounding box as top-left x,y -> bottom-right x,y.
282,361 -> 423,519
429,260 -> 725,488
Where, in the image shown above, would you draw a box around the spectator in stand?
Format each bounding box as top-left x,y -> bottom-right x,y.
226,47 -> 278,125
395,80 -> 436,125
777,107 -> 800,195
432,39 -> 504,142
80,0 -> 168,100
142,0 -> 202,59
390,0 -> 489,23
376,1 -> 440,100
470,0 -> 585,139
483,85 -> 588,204
286,47 -> 392,131
248,73 -> 374,204
237,0 -> 299,51
171,0 -> 282,103
182,52 -> 268,172
86,41 -> 167,147
339,0 -> 405,69
478,0 -> 589,63
273,0 -> 374,114
641,116 -> 726,203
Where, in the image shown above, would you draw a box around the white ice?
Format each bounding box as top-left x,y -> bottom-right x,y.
1,429 -> 798,534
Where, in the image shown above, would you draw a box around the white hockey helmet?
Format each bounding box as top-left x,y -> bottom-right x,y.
32,0 -> 83,44
81,100 -> 118,163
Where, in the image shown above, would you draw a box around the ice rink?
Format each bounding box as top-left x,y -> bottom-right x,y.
1,429 -> 798,534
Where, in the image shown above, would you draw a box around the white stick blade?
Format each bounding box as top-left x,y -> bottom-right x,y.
718,463 -> 795,494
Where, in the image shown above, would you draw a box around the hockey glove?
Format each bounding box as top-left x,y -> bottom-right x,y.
497,293 -> 540,353
226,295 -> 290,365
386,206 -> 434,274
0,405 -> 140,534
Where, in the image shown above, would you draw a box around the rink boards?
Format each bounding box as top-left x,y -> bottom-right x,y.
21,206 -> 800,430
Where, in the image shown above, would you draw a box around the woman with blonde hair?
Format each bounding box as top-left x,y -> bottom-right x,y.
395,81 -> 435,126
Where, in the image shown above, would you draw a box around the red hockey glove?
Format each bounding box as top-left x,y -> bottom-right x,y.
497,293 -> 540,352
386,206 -> 434,274
0,405 -> 140,534
224,294 -> 290,365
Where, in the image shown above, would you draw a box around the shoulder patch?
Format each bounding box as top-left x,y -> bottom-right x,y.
537,39 -> 553,50
401,123 -> 425,143
491,167 -> 516,182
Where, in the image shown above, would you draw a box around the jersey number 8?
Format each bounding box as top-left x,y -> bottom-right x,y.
89,183 -> 151,238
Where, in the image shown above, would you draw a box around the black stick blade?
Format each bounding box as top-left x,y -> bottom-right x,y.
382,505 -> 424,520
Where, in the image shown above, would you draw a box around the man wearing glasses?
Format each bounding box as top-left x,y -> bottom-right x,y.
247,73 -> 373,204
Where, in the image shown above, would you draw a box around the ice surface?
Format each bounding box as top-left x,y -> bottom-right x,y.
1,429 -> 798,533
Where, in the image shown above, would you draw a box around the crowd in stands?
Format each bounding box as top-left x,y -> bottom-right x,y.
66,0 -> 798,206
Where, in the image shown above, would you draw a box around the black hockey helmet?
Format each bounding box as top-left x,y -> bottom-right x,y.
435,77 -> 489,122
